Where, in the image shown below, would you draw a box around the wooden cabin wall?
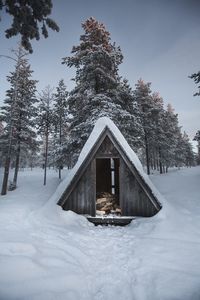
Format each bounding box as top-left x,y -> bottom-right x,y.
96,136 -> 119,157
61,133 -> 159,218
120,160 -> 157,217
63,161 -> 96,216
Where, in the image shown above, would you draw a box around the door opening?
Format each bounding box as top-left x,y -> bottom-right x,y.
96,158 -> 121,216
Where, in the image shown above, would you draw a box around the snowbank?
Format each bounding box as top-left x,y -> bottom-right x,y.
0,167 -> 200,299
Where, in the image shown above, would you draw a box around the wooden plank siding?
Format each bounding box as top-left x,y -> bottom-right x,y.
120,159 -> 158,217
59,127 -> 161,219
63,161 -> 96,216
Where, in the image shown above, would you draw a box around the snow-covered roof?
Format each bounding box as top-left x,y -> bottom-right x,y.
48,117 -> 164,208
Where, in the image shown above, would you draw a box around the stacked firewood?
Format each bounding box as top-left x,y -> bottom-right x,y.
96,192 -> 121,215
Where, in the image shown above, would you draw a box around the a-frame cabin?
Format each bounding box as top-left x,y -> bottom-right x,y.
57,117 -> 162,225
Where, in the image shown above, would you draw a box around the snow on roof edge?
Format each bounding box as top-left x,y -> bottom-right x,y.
47,117 -> 164,207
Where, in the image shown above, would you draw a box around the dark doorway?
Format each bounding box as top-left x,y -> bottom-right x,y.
96,158 -> 120,216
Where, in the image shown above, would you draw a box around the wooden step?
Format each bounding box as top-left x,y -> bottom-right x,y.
87,216 -> 134,226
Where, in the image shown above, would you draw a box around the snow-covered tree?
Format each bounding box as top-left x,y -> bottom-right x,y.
0,46 -> 38,193
149,92 -> 166,173
37,86 -> 54,185
134,79 -> 155,174
0,122 -> 4,167
133,82 -> 192,173
160,104 -> 194,170
194,130 -> 200,164
174,131 -> 195,168
189,71 -> 200,97
162,104 -> 181,170
182,132 -> 195,167
62,17 -> 143,164
116,79 -> 144,149
51,79 -> 69,178
0,0 -> 59,53
0,122 -> 3,135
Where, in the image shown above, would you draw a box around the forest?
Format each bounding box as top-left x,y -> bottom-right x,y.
0,16 -> 197,195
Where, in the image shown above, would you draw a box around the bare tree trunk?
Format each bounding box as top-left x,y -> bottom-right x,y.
158,147 -> 163,174
12,141 -> 21,187
1,157 -> 11,195
1,103 -> 15,195
1,114 -> 15,195
144,132 -> 150,175
44,131 -> 48,185
59,116 -> 62,180
156,154 -> 159,171
30,156 -> 33,171
153,150 -> 156,170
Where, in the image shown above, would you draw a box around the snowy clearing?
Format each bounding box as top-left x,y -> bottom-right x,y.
0,167 -> 200,300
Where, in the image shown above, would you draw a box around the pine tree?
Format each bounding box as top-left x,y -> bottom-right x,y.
189,71 -> 200,96
0,122 -> 4,167
182,132 -> 195,167
0,46 -> 38,194
173,131 -> 194,168
1,57 -> 38,188
161,104 -> 181,170
51,79 -> 69,179
37,86 -> 54,185
116,79 -> 144,149
134,79 -> 155,174
0,122 -> 3,135
150,92 -> 166,173
0,0 -> 59,53
133,81 -> 193,173
14,61 -> 38,186
62,17 -> 143,164
194,130 -> 200,164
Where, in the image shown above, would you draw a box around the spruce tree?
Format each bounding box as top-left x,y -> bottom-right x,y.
189,71 -> 200,96
0,122 -> 4,167
150,92 -> 166,173
116,79 -> 144,149
62,17 -> 143,164
0,0 -> 59,53
0,46 -> 38,193
134,79 -> 155,174
51,79 -> 69,178
194,130 -> 200,164
161,104 -> 181,170
37,86 -> 54,185
182,132 -> 195,167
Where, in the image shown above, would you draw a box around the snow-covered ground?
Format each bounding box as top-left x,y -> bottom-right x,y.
0,166 -> 200,300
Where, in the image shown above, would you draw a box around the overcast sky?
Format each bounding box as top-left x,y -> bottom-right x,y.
0,0 -> 200,142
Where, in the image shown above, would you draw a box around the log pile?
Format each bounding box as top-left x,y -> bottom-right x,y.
96,192 -> 121,215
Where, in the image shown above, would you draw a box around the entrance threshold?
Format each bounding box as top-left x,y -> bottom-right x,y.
87,216 -> 135,226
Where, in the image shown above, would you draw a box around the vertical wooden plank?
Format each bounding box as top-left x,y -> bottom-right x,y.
83,169 -> 87,214
90,159 -> 96,217
85,163 -> 90,215
78,177 -> 83,214
140,188 -> 144,216
122,160 -> 135,216
145,195 -> 150,217
119,158 -> 125,216
73,184 -> 77,212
